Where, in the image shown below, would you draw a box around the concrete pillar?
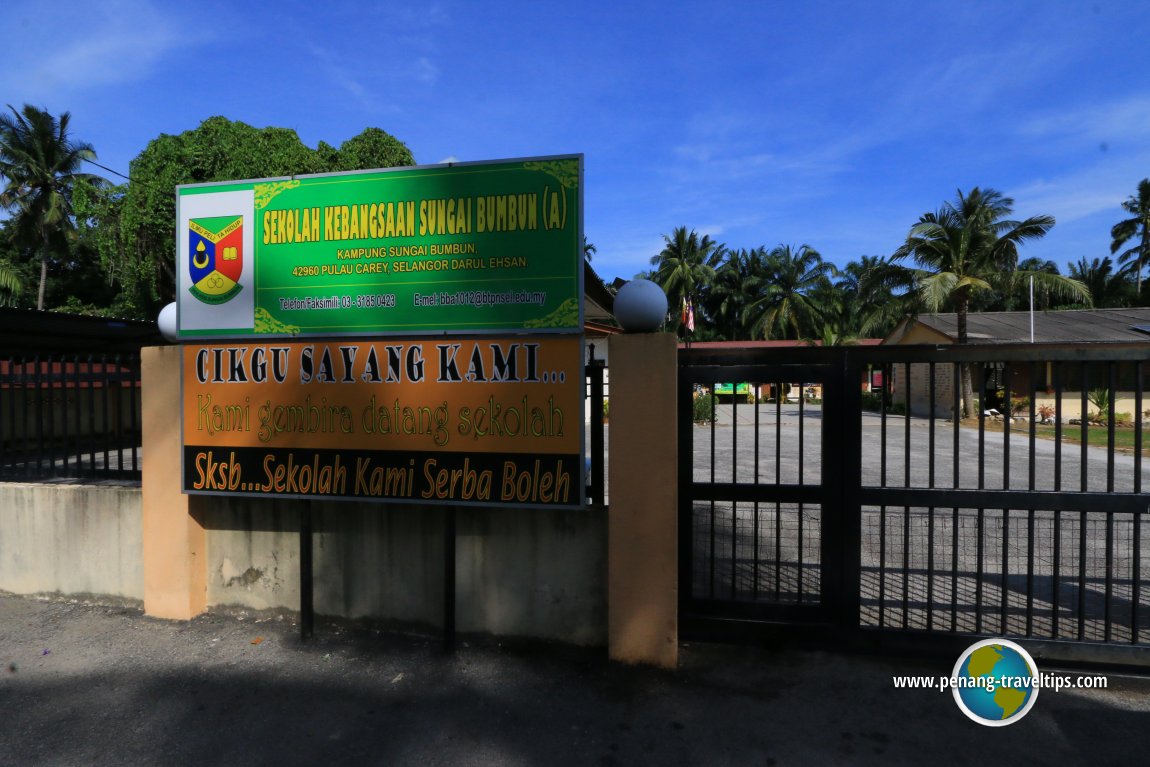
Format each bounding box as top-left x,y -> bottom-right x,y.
141,345 -> 207,619
607,332 -> 677,667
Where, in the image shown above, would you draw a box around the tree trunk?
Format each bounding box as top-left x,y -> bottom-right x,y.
37,245 -> 47,311
957,297 -> 975,418
1140,226 -> 1149,297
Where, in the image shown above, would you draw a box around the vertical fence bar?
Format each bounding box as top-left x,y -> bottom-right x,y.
1003,362 -> 1012,491
1026,508 -> 1034,637
798,383 -> 805,486
978,373 -> 986,490
101,354 -> 111,472
1137,362 -> 1144,495
1105,363 -> 1116,642
1035,361 -> 1044,492
1081,365 -> 1089,493
1079,510 -> 1088,641
709,384 -> 716,598
953,363 -> 961,488
58,355 -> 70,476
1053,505 -> 1062,639
70,354 -> 83,475
952,506 -> 959,631
881,364 -> 888,488
928,361 -> 936,488
775,380 -> 782,601
1134,509 -> 1142,645
1107,362 -> 1116,494
1055,362 -> 1063,491
590,359 -> 605,504
976,507 -> 985,634
753,384 -> 760,600
903,364 -> 911,628
879,504 -> 886,628
86,354 -> 96,473
0,356 -> 9,477
904,362 -> 911,487
1002,508 -> 1010,635
130,353 -> 141,473
34,356 -> 46,475
731,383 -> 739,599
113,354 -> 125,473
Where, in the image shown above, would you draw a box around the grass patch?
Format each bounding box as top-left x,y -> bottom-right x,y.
962,418 -> 1150,455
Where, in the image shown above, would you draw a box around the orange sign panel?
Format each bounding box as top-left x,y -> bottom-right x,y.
182,337 -> 583,507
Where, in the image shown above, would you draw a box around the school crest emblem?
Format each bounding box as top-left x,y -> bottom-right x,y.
188,216 -> 244,304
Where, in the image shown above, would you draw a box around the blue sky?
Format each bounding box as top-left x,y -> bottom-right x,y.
3,0 -> 1149,285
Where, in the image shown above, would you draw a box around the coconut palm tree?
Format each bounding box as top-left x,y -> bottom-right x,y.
745,244 -> 836,340
0,261 -> 20,306
1067,256 -> 1134,309
895,187 -> 1088,415
649,226 -> 721,336
703,246 -> 766,340
0,104 -> 104,310
834,254 -> 917,338
1111,178 -> 1150,296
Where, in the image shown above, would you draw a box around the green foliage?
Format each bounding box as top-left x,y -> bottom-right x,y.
1009,396 -> 1029,416
745,244 -> 835,340
650,226 -> 720,338
113,116 -> 414,319
1114,412 -> 1133,427
1087,388 -> 1111,419
861,391 -> 883,412
0,257 -> 20,305
692,391 -> 716,423
0,104 -> 106,310
1110,178 -> 1150,294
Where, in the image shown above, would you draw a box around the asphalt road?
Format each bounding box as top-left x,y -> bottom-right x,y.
3,593 -> 1150,766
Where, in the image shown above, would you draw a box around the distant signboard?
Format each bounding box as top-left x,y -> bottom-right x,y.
176,156 -> 583,339
181,336 -> 584,508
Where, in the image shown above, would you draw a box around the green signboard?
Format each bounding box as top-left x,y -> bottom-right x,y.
176,156 -> 582,338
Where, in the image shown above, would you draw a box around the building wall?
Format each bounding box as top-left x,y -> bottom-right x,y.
0,482 -> 607,644
0,482 -> 144,600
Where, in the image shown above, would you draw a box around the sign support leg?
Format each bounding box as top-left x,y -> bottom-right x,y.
444,505 -> 457,654
300,502 -> 314,639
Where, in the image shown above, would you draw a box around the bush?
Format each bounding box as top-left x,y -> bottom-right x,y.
1114,412 -> 1133,427
861,391 -> 883,412
887,402 -> 907,416
1010,396 -> 1029,416
693,392 -> 716,423
1088,388 -> 1111,420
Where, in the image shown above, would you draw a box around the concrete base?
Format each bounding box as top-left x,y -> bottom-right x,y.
607,333 -> 678,667
141,345 -> 207,619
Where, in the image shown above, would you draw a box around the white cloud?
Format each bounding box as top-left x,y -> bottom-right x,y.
0,0 -> 180,99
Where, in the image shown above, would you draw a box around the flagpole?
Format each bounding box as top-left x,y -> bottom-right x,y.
1029,275 -> 1034,343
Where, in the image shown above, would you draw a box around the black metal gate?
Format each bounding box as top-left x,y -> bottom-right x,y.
679,343 -> 1150,665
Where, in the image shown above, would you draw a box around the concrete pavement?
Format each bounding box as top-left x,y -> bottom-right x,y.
2,593 -> 1150,766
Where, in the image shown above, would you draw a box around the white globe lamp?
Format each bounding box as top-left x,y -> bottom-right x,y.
157,302 -> 178,342
613,279 -> 668,333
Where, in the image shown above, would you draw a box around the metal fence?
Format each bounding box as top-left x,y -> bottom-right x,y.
679,343 -> 1150,663
0,353 -> 142,481
585,355 -> 607,505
